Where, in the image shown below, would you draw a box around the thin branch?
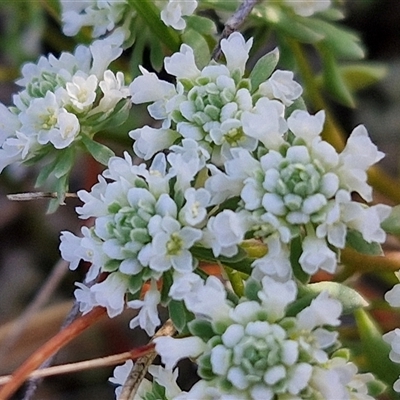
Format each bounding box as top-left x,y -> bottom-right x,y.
212,0 -> 260,61
118,320 -> 176,400
0,345 -> 155,386
0,259 -> 69,363
7,192 -> 78,201
0,307 -> 107,399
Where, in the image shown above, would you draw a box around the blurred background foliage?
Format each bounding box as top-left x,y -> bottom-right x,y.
1,0 -> 400,398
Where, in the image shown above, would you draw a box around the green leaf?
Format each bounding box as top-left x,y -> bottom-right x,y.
306,18 -> 364,60
186,15 -> 217,36
290,236 -> 310,284
128,0 -> 180,52
262,6 -> 325,44
319,44 -> 356,107
53,147 -> 75,179
244,278 -> 262,301
168,300 -> 187,333
249,48 -> 279,92
355,308 -> 400,394
340,63 -> 387,92
182,28 -> 211,70
303,281 -> 369,314
35,157 -> 58,187
382,204 -> 400,236
189,319 -> 215,341
81,135 -> 115,166
346,230 -> 383,256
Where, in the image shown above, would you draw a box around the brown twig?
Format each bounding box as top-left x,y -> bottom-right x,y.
118,320 -> 176,400
212,0 -> 260,61
0,307 -> 107,399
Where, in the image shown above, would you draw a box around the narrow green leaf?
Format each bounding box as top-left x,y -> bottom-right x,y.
168,300 -> 187,333
355,308 -> 400,393
262,6 -> 325,43
306,18 -> 364,60
53,147 -> 75,179
189,319 -> 215,341
319,44 -> 356,107
304,281 -> 369,314
81,135 -> 115,166
128,0 -> 180,52
346,230 -> 383,256
35,158 -> 58,188
290,236 -> 310,284
382,204 -> 400,236
186,15 -> 217,36
249,48 -> 279,92
340,63 -> 387,92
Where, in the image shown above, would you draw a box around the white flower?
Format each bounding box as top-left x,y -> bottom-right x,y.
164,43 -> 201,79
65,74 -> 98,112
258,70 -> 303,106
61,0 -> 129,39
90,272 -> 129,318
220,32 -> 253,76
179,187 -> 211,226
130,125 -> 179,160
128,280 -> 161,336
154,336 -> 206,369
337,125 -> 384,202
96,70 -> 129,112
201,210 -> 249,258
183,276 -> 232,321
299,236 -> 337,275
284,0 -> 331,17
169,272 -> 203,300
109,359 -> 134,398
383,328 -> 400,364
160,0 -> 198,30
241,97 -> 287,150
146,214 -> 202,273
287,110 -> 325,141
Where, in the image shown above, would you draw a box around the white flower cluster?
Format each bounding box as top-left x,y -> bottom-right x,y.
0,34 -> 129,173
151,277 -> 375,399
60,0 -> 198,41
60,141 -> 248,335
205,110 -> 391,279
61,0 -> 131,38
129,32 -> 302,164
48,27 -> 387,398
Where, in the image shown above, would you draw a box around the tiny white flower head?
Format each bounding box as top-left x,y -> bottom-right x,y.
241,97 -> 287,150
383,328 -> 400,364
220,32 -> 253,75
90,272 -> 129,318
65,74 -> 98,112
299,235 -> 337,275
128,280 -> 161,336
109,359 -> 134,399
287,109 -> 325,141
385,277 -> 400,307
160,0 -> 198,30
296,291 -> 342,331
338,125 -> 384,202
258,70 -> 303,106
130,125 -> 179,160
154,336 -> 206,369
164,43 -> 201,80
